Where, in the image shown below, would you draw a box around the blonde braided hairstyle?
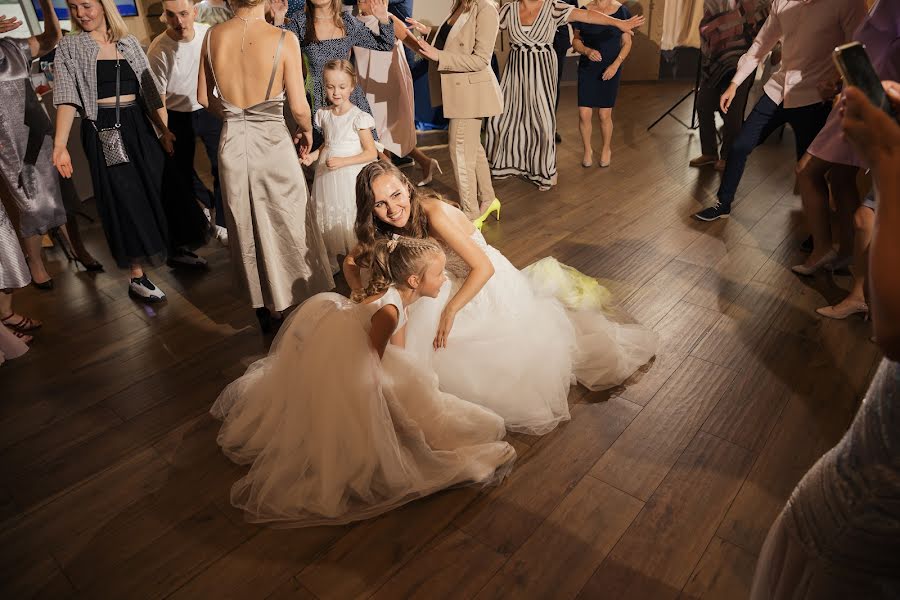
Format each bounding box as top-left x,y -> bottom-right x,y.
366,236 -> 444,297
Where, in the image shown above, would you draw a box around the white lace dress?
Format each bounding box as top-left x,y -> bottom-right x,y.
405,209 -> 659,435
313,106 -> 377,273
211,287 -> 515,527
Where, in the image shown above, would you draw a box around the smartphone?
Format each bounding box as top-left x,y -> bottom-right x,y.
833,41 -> 897,121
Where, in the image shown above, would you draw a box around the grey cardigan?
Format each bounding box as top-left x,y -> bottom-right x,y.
53,33 -> 163,121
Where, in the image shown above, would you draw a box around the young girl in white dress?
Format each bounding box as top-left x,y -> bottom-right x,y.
211,236 -> 515,527
302,60 -> 378,273
345,161 -> 659,436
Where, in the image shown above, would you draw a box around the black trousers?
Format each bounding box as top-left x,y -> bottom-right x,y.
167,109 -> 224,227
717,94 -> 831,209
697,73 -> 752,160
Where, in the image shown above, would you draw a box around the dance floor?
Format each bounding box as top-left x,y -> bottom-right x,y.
1,82 -> 878,599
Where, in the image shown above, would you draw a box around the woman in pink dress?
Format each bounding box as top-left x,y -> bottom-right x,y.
352,0 -> 441,187
793,0 -> 900,320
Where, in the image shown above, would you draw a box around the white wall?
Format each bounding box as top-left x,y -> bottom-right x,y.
413,0 -> 452,25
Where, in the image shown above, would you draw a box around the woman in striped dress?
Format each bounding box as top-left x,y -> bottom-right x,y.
485,0 -> 642,191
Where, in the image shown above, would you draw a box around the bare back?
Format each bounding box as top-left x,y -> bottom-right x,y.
205,20 -> 287,108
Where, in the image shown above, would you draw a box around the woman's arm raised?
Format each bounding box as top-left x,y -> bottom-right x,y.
28,0 -> 62,58
569,7 -> 644,32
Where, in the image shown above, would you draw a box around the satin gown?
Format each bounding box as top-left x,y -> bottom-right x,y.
0,38 -> 33,363
206,32 -> 334,311
0,38 -> 66,238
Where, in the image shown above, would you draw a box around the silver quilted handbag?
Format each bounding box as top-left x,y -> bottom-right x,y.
92,58 -> 130,167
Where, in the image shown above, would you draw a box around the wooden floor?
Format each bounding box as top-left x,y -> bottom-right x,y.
1,82 -> 879,600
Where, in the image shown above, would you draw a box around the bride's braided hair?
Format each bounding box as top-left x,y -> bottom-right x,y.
354,160 -> 451,269
366,236 -> 443,297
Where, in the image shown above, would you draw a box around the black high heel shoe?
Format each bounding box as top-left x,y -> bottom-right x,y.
76,258 -> 104,272
32,278 -> 54,290
49,227 -> 103,272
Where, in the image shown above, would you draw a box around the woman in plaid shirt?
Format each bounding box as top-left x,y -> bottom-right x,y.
52,0 -> 177,302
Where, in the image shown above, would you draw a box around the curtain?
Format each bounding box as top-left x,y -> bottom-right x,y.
661,0 -> 704,50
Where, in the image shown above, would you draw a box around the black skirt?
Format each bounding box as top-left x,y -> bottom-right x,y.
81,103 -> 168,268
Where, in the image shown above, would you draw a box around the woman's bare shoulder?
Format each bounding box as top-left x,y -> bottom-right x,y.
422,196 -> 473,236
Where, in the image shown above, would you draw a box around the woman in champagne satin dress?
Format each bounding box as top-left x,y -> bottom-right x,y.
199,0 -> 333,330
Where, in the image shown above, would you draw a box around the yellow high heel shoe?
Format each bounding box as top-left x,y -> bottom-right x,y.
473,198 -> 501,231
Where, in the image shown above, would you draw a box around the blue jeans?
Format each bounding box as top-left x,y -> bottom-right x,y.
717,94 -> 831,209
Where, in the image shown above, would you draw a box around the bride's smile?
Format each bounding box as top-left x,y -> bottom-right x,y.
371,174 -> 412,228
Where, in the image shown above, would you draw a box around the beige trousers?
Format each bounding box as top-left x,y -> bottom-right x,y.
448,117 -> 495,219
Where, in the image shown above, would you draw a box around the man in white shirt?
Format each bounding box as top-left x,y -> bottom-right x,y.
693,0 -> 867,222
148,0 -> 227,251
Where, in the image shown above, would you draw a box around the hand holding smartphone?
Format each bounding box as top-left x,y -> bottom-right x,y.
833,42 -> 898,122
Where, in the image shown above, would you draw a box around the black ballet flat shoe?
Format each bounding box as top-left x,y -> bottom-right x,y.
32,278 -> 54,290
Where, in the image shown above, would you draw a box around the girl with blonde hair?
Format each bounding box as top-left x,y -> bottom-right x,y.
272,0 -> 395,145
211,235 -> 514,527
301,59 -> 378,273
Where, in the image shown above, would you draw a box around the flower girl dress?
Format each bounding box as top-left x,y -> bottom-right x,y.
211,287 -> 515,527
313,106 -> 377,272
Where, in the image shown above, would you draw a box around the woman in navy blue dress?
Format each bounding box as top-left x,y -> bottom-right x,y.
572,0 -> 632,168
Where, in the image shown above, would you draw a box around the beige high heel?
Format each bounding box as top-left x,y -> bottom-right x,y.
791,249 -> 837,276
417,159 -> 443,187
816,300 -> 868,320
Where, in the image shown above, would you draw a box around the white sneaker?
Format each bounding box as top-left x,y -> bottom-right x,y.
128,276 -> 166,302
167,250 -> 208,269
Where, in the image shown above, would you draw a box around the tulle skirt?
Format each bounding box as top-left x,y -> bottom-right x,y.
211,293 -> 515,527
405,255 -> 659,436
312,158 -> 365,273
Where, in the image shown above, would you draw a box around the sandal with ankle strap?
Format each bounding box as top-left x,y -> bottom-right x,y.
12,330 -> 33,344
1,313 -> 42,333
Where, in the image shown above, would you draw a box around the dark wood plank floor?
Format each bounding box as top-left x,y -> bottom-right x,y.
0,82 -> 877,599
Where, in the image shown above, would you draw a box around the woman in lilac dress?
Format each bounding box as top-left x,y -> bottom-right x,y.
793,0 -> 900,310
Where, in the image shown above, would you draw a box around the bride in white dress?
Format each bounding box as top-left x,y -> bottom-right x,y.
345,162 -> 659,436
211,236 -> 514,527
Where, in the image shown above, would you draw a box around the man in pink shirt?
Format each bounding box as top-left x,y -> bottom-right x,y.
693,0 -> 867,221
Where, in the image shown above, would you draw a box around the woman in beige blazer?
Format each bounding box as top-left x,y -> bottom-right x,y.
408,0 -> 503,222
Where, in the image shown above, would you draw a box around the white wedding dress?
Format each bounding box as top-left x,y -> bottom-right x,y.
211,287 -> 515,527
405,213 -> 659,435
